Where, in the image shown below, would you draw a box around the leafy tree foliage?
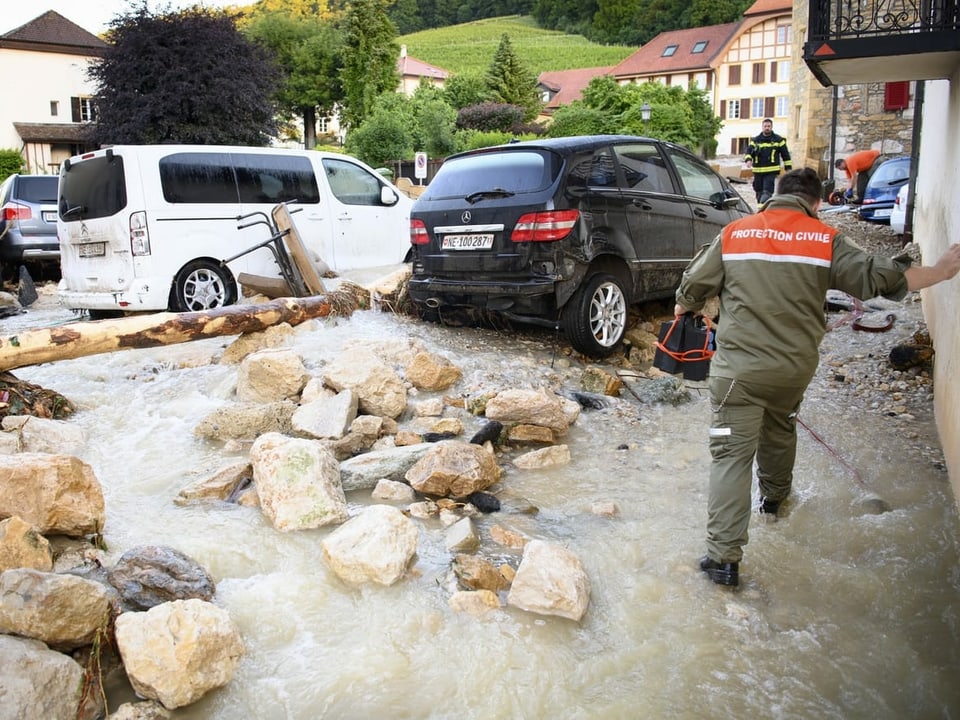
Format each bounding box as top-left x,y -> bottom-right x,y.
244,12 -> 343,148
345,108 -> 413,167
0,149 -> 25,181
340,0 -> 401,129
483,34 -> 541,121
88,6 -> 280,145
441,73 -> 490,110
547,78 -> 719,153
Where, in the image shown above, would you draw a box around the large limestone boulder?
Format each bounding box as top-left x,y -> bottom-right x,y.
114,599 -> 244,710
236,348 -> 309,403
321,505 -> 418,586
0,516 -> 53,572
404,351 -> 463,391
404,441 -> 501,498
484,389 -> 577,433
193,401 -> 296,441
0,416 -> 87,456
322,347 -> 407,419
506,540 -> 591,622
250,432 -> 348,531
0,568 -> 113,650
0,454 -> 104,537
0,635 -> 91,720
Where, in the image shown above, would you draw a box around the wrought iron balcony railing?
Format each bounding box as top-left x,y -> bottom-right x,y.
808,0 -> 960,41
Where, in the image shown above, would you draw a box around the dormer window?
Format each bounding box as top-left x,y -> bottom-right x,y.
662,45 -> 678,57
692,41 -> 707,53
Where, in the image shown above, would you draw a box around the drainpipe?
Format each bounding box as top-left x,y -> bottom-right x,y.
905,81 -> 924,243
829,85 -> 838,183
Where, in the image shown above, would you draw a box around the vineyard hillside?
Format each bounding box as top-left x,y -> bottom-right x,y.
399,15 -> 636,77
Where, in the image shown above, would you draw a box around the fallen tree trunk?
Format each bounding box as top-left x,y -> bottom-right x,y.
0,294 -> 355,373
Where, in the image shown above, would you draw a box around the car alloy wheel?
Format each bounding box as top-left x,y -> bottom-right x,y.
562,272 -> 628,357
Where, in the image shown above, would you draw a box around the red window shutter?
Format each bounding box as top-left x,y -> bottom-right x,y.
741,98 -> 751,119
884,81 -> 910,111
729,65 -> 741,85
720,100 -> 726,118
764,97 -> 775,117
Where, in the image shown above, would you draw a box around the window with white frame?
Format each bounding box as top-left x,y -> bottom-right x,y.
752,98 -> 764,117
776,96 -> 788,117
71,96 -> 96,122
727,100 -> 741,120
778,61 -> 791,82
776,25 -> 792,44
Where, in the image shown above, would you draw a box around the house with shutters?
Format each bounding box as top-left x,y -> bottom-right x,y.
0,11 -> 106,174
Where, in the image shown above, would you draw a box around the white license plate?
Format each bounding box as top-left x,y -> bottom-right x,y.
872,208 -> 892,218
42,211 -> 57,223
78,242 -> 106,258
441,233 -> 494,250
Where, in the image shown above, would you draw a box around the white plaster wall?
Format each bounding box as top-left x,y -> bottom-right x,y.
0,47 -> 98,149
914,76 -> 960,507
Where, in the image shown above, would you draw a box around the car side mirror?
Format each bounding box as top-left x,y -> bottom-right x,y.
711,193 -> 741,210
381,186 -> 399,206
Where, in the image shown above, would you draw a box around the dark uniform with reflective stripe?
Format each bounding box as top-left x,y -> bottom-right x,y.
745,131 -> 792,204
676,194 -> 910,564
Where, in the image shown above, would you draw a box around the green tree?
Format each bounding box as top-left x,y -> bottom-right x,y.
483,34 -> 541,121
0,150 -> 25,181
340,0 -> 400,130
244,12 -> 343,148
345,107 -> 413,167
545,104 -> 618,137
409,83 -> 459,158
442,73 -> 490,110
88,6 -> 281,145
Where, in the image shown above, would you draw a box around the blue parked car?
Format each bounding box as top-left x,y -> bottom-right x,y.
858,156 -> 910,223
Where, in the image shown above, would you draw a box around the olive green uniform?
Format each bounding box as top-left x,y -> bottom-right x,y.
676,194 -> 911,563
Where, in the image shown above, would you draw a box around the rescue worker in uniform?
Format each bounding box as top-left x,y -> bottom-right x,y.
674,168 -> 960,587
744,118 -> 792,205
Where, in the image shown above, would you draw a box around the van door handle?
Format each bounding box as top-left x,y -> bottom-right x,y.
693,208 -> 708,218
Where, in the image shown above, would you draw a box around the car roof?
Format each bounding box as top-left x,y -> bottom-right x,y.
448,134 -> 685,160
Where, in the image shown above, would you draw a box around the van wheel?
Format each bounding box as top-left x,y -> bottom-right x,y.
561,272 -> 627,357
171,260 -> 235,312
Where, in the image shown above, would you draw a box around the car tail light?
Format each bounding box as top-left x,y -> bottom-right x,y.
511,209 -> 579,242
410,218 -> 429,245
1,203 -> 30,221
129,211 -> 151,255
861,198 -> 876,205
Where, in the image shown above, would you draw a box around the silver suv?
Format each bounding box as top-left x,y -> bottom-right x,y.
0,173 -> 60,282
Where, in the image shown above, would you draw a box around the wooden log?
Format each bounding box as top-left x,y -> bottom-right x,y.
0,294 -> 353,373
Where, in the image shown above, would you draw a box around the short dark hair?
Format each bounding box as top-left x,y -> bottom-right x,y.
762,118 -> 773,124
834,159 -> 846,169
776,168 -> 822,204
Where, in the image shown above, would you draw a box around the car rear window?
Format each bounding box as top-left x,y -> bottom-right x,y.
16,176 -> 58,203
421,149 -> 560,200
59,155 -> 128,220
870,160 -> 909,186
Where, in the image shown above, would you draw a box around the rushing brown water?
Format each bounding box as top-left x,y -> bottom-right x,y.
6,287 -> 960,720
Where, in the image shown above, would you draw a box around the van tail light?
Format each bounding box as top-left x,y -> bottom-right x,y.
511,210 -> 579,242
129,211 -> 151,256
1,203 -> 31,222
410,218 -> 429,245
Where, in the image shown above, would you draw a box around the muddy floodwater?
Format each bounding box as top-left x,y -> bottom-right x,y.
5,286 -> 960,719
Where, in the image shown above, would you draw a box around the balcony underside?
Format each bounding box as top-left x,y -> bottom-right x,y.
804,30 -> 960,87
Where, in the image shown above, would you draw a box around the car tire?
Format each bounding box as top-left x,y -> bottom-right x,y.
562,272 -> 628,357
171,260 -> 235,312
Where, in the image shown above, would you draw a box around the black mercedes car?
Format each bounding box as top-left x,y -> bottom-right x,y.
408,135 -> 751,357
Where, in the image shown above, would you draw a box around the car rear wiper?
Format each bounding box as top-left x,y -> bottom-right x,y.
464,188 -> 515,204
61,205 -> 85,219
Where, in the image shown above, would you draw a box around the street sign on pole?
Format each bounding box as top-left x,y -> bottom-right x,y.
414,152 -> 427,183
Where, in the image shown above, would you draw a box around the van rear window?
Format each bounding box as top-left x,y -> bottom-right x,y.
159,152 -> 321,205
59,155 -> 128,220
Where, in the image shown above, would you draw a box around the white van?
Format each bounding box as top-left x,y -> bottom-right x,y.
57,145 -> 413,315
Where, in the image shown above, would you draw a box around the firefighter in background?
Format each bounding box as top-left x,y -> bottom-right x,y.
744,118 -> 792,204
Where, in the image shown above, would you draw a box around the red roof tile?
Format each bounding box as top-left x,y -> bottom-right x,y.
537,67 -> 614,111
611,22 -> 742,78
743,0 -> 793,17
398,54 -> 450,81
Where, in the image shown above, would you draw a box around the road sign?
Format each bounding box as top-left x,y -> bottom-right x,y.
415,152 -> 427,180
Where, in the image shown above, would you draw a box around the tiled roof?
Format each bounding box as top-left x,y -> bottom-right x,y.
611,22 -> 742,78
14,122 -> 92,142
537,67 -> 614,112
0,10 -> 107,53
743,0 -> 793,17
398,54 -> 449,81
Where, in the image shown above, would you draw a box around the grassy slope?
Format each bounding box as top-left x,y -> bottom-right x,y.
399,15 -> 636,77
